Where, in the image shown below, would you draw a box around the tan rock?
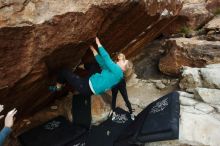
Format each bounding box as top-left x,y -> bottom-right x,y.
204,15 -> 220,31
91,94 -> 110,124
180,2 -> 213,29
159,38 -> 220,76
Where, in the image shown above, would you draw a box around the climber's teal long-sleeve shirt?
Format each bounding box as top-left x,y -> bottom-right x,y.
0,127 -> 12,146
89,46 -> 123,95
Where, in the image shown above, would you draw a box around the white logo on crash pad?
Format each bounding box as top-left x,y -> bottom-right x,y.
44,120 -> 61,130
112,113 -> 128,123
150,98 -> 168,114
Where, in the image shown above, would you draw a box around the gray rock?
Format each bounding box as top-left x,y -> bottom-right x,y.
179,106 -> 220,146
179,65 -> 220,90
200,68 -> 220,89
194,88 -> 220,105
211,104 -> 220,113
178,91 -> 195,98
180,96 -> 199,106
195,102 -> 214,113
212,113 -> 220,121
181,105 -> 205,114
179,67 -> 202,90
206,63 -> 220,68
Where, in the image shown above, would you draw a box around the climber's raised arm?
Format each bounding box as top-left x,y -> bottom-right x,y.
95,37 -> 120,73
90,45 -> 106,69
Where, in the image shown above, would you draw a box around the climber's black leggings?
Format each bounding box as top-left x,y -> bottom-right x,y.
111,78 -> 133,114
57,62 -> 100,96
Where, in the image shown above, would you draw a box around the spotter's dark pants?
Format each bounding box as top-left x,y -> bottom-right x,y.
57,62 -> 101,96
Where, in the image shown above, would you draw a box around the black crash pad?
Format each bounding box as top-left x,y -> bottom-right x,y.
86,107 -> 133,146
72,94 -> 91,129
116,91 -> 180,144
18,116 -> 86,146
65,132 -> 89,146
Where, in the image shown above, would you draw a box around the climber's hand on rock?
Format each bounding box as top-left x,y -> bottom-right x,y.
0,115 -> 4,120
90,45 -> 98,56
0,105 -> 4,113
5,108 -> 17,128
95,37 -> 102,47
0,105 -> 4,119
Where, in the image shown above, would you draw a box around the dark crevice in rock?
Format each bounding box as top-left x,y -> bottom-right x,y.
0,2 -> 14,9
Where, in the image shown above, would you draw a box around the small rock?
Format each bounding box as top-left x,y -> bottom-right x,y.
170,79 -> 179,86
195,103 -> 214,113
50,105 -> 58,110
179,66 -> 202,90
155,81 -> 166,89
161,79 -> 171,85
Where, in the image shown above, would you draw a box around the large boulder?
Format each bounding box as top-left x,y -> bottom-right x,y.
159,38 -> 220,76
179,64 -> 220,91
179,1 -> 213,29
177,91 -> 220,146
0,0 -> 183,117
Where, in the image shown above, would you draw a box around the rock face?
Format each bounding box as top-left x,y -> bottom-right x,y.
179,104 -> 220,146
179,1 -> 213,29
206,0 -> 220,14
162,0 -> 213,35
177,64 -> 220,146
0,0 -> 183,117
159,38 -> 220,76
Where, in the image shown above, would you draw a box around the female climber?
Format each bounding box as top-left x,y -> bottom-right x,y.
111,53 -> 135,120
78,53 -> 135,120
49,37 -> 127,97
